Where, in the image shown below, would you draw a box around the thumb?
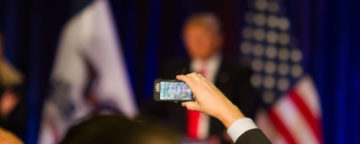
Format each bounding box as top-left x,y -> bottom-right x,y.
181,101 -> 200,111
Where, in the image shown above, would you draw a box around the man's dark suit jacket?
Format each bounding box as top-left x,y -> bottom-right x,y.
142,58 -> 260,141
235,129 -> 271,144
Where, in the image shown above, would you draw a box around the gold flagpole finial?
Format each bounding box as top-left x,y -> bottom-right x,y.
0,33 -> 23,86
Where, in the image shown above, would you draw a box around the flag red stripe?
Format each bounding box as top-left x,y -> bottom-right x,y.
268,109 -> 297,144
289,90 -> 322,143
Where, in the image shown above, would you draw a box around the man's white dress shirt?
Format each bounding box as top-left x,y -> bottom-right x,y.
190,53 -> 221,139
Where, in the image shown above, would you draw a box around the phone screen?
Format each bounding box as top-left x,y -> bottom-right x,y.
159,81 -> 192,100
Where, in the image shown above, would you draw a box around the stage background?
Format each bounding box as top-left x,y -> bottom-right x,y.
1,0 -> 359,143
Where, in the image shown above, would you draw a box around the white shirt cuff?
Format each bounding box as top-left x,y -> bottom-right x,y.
227,118 -> 258,142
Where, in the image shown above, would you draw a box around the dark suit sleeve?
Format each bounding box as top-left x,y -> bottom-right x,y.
234,129 -> 271,144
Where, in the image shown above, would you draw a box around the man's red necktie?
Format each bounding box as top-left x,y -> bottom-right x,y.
187,62 -> 207,139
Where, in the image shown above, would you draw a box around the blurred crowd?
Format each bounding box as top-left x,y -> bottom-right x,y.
0,13 -> 260,144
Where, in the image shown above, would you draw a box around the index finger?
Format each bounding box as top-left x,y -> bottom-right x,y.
176,75 -> 197,89
187,72 -> 203,82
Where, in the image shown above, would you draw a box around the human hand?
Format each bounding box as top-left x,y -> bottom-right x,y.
176,72 -> 244,128
0,90 -> 19,118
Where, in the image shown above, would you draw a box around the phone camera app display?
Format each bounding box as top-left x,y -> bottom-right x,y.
160,82 -> 192,100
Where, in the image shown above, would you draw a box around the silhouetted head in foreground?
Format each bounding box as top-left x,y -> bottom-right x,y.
61,114 -> 178,144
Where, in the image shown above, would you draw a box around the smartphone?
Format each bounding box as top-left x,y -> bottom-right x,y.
154,79 -> 194,101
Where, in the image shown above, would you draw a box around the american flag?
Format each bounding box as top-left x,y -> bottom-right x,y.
239,0 -> 323,143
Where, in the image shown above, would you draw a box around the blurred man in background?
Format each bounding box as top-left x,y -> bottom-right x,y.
145,13 -> 260,143
0,32 -> 26,139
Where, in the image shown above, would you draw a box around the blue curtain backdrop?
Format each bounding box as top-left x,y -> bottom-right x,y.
0,0 -> 359,144
286,0 -> 360,143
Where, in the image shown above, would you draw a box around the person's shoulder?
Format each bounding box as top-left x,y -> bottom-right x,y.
220,58 -> 252,76
163,58 -> 189,68
159,58 -> 190,78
